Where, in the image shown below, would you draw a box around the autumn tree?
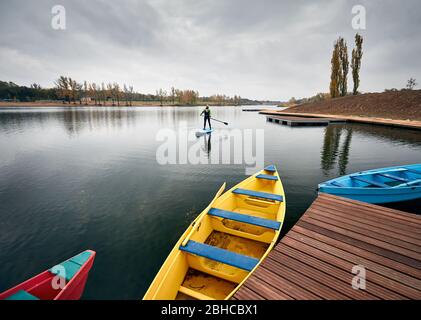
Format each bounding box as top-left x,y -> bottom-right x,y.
329,40 -> 341,98
100,83 -> 106,105
83,81 -> 89,105
128,86 -> 134,106
68,78 -> 82,104
170,87 -> 176,104
55,76 -> 70,103
338,38 -> 349,96
156,88 -> 167,106
351,33 -> 363,95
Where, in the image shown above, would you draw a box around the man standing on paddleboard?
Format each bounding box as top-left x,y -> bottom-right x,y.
200,105 -> 211,130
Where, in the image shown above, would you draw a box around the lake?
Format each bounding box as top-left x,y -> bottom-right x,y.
0,106 -> 420,299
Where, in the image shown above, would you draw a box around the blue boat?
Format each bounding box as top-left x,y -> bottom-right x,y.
318,164 -> 421,204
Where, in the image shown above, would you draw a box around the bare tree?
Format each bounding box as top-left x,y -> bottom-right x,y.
406,78 -> 417,90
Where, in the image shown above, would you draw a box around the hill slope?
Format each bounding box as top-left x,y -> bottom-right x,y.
284,90 -> 421,121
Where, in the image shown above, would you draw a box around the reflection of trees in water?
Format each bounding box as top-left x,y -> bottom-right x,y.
321,125 -> 353,176
321,125 -> 343,174
348,124 -> 421,148
320,123 -> 421,176
0,107 -> 143,137
338,128 -> 353,176
61,108 -> 139,137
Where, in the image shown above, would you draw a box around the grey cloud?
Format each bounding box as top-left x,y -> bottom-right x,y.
0,0 -> 420,100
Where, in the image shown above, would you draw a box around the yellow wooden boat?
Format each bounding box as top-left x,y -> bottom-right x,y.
143,165 -> 286,300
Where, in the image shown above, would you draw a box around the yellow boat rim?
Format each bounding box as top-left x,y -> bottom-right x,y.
143,165 -> 286,300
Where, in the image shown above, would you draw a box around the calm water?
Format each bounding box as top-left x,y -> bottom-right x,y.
0,106 -> 420,299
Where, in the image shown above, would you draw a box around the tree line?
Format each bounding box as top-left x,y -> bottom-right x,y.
0,77 -> 248,106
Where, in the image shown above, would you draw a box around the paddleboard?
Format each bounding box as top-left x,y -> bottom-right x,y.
195,128 -> 214,137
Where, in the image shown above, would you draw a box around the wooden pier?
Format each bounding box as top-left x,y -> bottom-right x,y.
267,115 -> 346,127
260,110 -> 421,131
232,193 -> 421,300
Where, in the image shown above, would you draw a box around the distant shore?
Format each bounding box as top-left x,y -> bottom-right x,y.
0,101 -> 250,108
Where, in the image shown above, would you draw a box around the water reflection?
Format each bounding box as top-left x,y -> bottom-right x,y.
321,125 -> 345,175
0,106 -> 420,299
320,123 -> 421,177
202,134 -> 212,157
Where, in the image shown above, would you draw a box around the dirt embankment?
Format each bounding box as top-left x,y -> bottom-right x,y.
284,90 -> 421,121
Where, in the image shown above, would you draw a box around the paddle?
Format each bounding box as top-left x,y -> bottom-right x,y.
211,117 -> 229,126
201,115 -> 228,126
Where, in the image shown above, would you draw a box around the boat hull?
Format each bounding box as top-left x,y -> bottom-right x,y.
0,250 -> 96,300
143,166 -> 285,300
318,164 -> 421,204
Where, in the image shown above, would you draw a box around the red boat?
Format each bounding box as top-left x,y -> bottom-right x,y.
0,250 -> 96,300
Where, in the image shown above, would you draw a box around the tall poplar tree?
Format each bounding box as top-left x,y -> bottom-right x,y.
351,33 -> 363,95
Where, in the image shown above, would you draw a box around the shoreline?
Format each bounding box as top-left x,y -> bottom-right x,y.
0,101 -> 251,108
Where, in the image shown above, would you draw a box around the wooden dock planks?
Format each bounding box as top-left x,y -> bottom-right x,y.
260,110 -> 421,130
233,193 -> 421,300
266,115 -> 346,127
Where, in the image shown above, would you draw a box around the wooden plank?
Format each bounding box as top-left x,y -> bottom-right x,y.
318,193 -> 421,225
283,233 -> 421,298
316,197 -> 421,231
252,265 -> 318,300
261,258 -> 350,299
276,242 -> 410,299
314,200 -> 421,241
292,225 -> 421,281
233,286 -> 266,300
268,248 -> 381,299
241,276 -> 293,300
308,207 -> 421,252
298,219 -> 421,269
300,216 -> 421,263
234,194 -> 421,300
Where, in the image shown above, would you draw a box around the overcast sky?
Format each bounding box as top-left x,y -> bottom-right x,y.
0,0 -> 420,100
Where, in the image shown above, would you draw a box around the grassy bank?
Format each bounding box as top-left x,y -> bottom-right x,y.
283,90 -> 421,121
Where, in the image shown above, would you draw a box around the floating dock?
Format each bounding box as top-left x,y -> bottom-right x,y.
242,108 -> 264,112
232,193 -> 421,300
260,110 -> 421,131
267,115 -> 346,127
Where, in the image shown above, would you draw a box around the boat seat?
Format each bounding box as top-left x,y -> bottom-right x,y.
49,251 -> 92,281
351,176 -> 389,188
328,181 -> 345,187
233,188 -> 283,202
5,290 -> 39,300
208,208 -> 281,230
256,174 -> 278,181
180,240 -> 259,271
264,165 -> 276,172
377,173 -> 409,183
404,168 -> 421,175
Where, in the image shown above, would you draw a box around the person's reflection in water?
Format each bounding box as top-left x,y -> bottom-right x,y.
203,133 -> 212,158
